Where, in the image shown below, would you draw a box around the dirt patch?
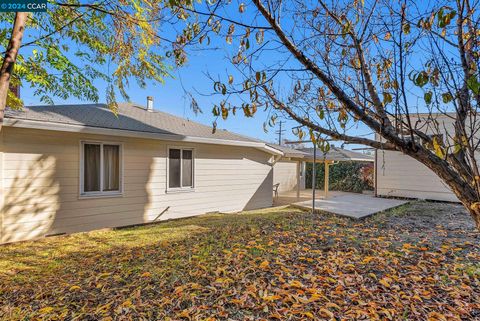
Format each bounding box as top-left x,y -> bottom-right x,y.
366,200 -> 479,246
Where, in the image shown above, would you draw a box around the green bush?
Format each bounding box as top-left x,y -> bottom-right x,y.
305,161 -> 374,193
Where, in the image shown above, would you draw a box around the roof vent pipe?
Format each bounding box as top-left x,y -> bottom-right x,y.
146,96 -> 154,111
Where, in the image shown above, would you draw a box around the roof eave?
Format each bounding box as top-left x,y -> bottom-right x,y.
260,144 -> 285,156
3,118 -> 281,153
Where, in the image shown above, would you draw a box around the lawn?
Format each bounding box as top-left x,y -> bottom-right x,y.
0,202 -> 479,320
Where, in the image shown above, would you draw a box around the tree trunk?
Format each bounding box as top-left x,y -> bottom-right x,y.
0,12 -> 28,129
458,197 -> 480,230
433,174 -> 480,230
403,146 -> 480,230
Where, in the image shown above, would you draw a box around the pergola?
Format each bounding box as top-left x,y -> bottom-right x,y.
271,143 -> 374,213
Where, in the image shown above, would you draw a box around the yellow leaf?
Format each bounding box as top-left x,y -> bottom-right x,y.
177,309 -> 191,318
289,280 -> 304,288
38,307 -> 54,314
141,272 -> 152,278
98,272 -> 111,278
325,302 -> 341,310
269,312 -> 283,319
412,294 -> 423,302
470,202 -> 480,210
69,285 -> 81,291
230,298 -> 244,305
263,295 -> 281,302
303,311 -> 315,319
402,243 -> 413,250
379,277 -> 391,288
259,260 -> 269,269
432,136 -> 445,158
308,293 -> 323,302
189,282 -> 202,290
362,256 -> 374,264
428,312 -> 447,321
320,308 -> 335,318
122,300 -> 133,308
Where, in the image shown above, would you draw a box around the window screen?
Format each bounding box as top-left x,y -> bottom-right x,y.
84,144 -> 101,192
182,150 -> 193,187
169,149 -> 181,188
168,148 -> 194,189
103,145 -> 120,191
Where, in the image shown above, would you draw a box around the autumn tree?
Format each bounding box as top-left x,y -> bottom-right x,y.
0,0 -> 174,126
166,0 -> 480,228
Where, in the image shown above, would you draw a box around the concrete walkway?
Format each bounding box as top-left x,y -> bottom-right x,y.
278,190 -> 408,219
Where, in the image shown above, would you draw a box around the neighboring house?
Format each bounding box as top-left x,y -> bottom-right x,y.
375,113 -> 459,202
0,101 -> 286,243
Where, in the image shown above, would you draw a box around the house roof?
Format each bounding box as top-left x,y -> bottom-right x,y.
4,103 -> 263,143
298,146 -> 374,162
3,102 -> 291,156
3,103 -> 374,160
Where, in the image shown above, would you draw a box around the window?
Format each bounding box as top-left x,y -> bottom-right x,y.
168,148 -> 194,189
81,142 -> 122,196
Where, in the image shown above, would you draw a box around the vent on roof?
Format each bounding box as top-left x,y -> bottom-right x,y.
146,96 -> 153,111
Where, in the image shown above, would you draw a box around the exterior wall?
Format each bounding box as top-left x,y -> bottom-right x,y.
0,127 -> 273,243
376,149 -> 459,202
375,114 -> 459,202
273,160 -> 305,193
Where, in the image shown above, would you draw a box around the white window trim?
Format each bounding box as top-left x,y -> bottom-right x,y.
166,145 -> 195,193
79,140 -> 124,199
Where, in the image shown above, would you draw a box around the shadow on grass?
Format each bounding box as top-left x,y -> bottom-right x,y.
0,206 -> 301,280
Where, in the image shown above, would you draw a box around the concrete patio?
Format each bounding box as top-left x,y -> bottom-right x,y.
274,189 -> 408,219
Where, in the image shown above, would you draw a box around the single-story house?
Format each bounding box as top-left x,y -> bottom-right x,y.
375,113 -> 459,202
0,100 -> 292,243
0,100 -> 457,244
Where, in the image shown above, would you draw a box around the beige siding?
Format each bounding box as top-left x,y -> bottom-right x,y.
0,127 -> 273,243
376,150 -> 459,202
273,160 -> 305,193
375,115 -> 459,202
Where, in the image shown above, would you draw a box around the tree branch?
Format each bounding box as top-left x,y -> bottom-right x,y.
252,0 -> 406,149
263,85 -> 397,150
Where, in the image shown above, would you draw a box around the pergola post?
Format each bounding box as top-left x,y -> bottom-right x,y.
324,161 -> 330,199
296,161 -> 301,200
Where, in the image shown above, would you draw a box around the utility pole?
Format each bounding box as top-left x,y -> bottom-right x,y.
275,121 -> 286,145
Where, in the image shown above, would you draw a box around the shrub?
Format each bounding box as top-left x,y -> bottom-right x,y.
305,161 -> 374,193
